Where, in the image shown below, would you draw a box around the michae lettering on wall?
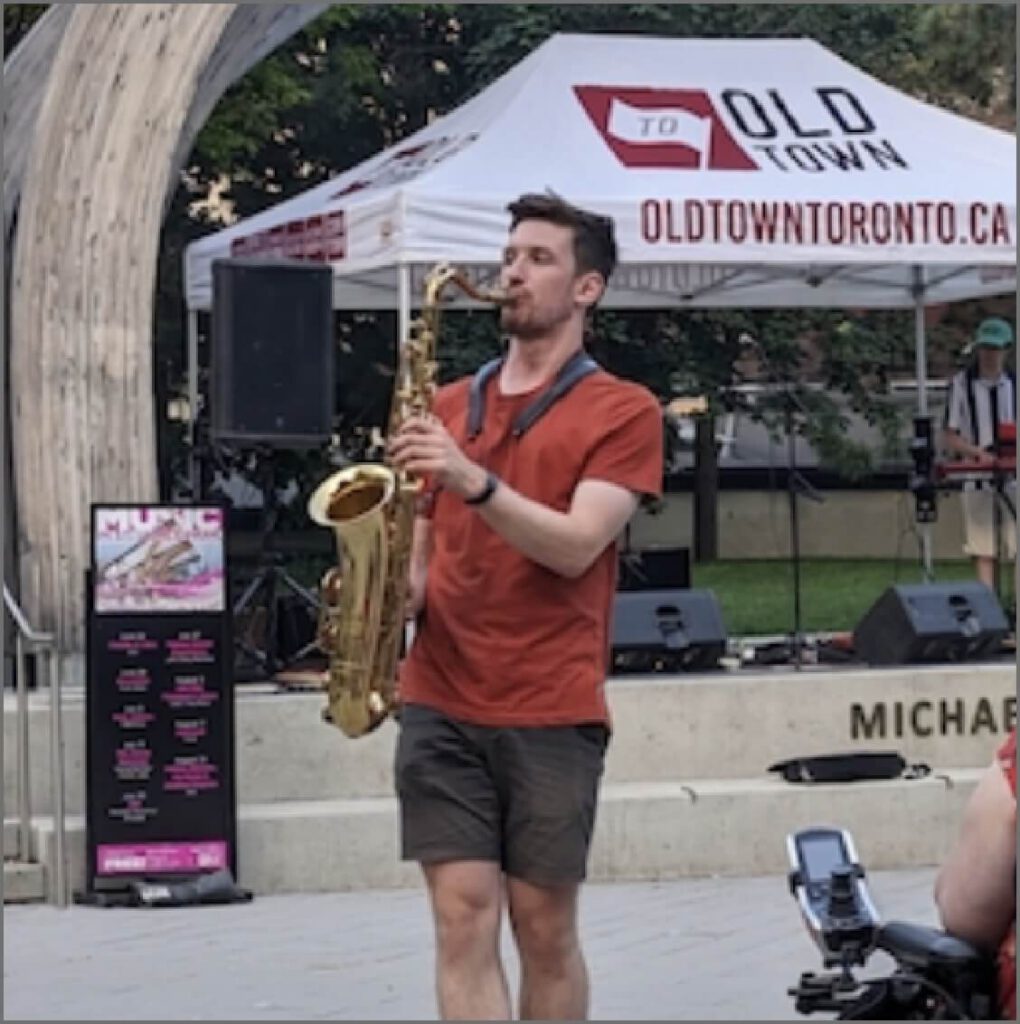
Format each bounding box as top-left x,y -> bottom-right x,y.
850,696 -> 1018,740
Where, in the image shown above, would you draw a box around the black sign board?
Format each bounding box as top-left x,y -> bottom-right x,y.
84,505 -> 236,893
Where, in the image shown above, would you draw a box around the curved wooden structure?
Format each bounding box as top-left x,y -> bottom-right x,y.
6,3 -> 328,662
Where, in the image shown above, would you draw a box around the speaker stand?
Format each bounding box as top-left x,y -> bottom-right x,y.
231,456 -> 321,681
233,555 -> 322,680
780,381 -> 824,670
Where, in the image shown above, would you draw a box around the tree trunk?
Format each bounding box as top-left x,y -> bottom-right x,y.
7,3 -> 327,660
693,415 -> 719,563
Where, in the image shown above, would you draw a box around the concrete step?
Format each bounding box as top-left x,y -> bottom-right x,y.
5,664 -> 1013,812
3,860 -> 46,903
31,769 -> 980,897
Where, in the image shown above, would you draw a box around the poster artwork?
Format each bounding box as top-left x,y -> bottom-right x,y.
94,507 -> 225,614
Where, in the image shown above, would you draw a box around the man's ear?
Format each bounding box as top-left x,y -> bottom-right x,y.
575,270 -> 605,310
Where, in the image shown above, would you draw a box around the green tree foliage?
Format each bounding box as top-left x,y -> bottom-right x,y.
5,4 -> 1013,491
3,3 -> 47,55
913,3 -> 1016,127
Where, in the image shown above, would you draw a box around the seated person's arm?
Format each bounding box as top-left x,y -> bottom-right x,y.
934,756 -> 1017,949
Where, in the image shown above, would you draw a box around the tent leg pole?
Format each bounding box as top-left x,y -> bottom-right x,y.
187,308 -> 200,500
397,263 -> 411,345
913,267 -> 934,582
397,262 -> 414,655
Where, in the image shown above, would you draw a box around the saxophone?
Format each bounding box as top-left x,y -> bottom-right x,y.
307,264 -> 506,737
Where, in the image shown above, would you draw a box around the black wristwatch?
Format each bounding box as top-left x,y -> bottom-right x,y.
464,471 -> 499,506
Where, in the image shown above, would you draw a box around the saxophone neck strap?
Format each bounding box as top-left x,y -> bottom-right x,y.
467,349 -> 599,440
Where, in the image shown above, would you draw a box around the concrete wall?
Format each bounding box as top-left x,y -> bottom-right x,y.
10,663 -> 1013,894
630,490 -> 966,561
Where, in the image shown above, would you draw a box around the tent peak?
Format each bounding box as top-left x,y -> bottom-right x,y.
540,32 -> 829,51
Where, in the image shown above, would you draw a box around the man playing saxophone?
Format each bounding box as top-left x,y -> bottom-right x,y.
388,193 -> 663,1021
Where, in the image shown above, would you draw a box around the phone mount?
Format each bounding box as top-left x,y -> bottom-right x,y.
786,827 -> 996,1020
787,827 -> 880,969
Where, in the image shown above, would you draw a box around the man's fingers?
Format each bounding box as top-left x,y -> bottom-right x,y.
390,432 -> 440,456
396,416 -> 441,438
403,462 -> 443,479
392,440 -> 443,463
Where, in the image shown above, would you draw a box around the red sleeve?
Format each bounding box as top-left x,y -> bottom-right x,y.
580,383 -> 664,500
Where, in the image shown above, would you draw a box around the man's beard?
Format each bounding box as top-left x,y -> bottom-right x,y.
500,301 -> 571,340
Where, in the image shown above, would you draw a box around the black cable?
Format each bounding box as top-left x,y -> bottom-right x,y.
888,969 -> 972,1020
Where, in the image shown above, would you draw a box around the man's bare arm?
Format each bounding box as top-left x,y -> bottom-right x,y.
474,477 -> 638,578
389,415 -> 645,578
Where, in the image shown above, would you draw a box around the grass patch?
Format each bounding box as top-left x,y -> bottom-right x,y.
278,549 -> 1014,639
692,559 -> 1015,636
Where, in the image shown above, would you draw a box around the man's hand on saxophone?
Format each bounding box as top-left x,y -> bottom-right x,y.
388,414 -> 489,500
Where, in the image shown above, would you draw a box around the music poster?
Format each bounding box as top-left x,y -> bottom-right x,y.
84,504 -> 237,893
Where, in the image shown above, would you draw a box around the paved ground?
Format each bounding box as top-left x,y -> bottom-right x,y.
3,867 -> 938,1021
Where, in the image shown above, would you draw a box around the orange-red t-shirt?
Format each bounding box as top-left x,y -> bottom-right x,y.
996,729 -> 1016,1020
399,366 -> 663,727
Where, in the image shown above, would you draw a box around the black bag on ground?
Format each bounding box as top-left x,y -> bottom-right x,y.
768,751 -> 930,784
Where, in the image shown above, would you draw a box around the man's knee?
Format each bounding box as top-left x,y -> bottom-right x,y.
515,915 -> 579,969
508,884 -> 580,966
426,862 -> 502,961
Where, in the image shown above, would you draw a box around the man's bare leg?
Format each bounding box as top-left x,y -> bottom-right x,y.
507,875 -> 588,1020
423,860 -> 511,1020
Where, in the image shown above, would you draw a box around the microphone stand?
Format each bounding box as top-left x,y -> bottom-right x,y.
750,343 -> 824,670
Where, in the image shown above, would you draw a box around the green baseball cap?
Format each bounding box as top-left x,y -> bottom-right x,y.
974,317 -> 1014,348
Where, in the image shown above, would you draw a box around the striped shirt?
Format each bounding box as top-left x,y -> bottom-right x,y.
944,367 -> 1016,450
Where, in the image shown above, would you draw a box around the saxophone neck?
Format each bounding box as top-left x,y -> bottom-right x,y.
390,262 -> 507,460
423,263 -> 509,308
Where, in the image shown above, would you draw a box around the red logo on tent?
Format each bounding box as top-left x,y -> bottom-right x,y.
575,87 -> 757,170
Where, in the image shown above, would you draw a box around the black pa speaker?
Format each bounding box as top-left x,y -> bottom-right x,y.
211,259 -> 334,446
853,582 -> 1008,666
611,588 -> 727,672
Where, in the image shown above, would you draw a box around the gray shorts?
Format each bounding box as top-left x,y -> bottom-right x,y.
394,703 -> 609,886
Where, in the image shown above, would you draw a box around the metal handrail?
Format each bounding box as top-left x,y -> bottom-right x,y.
3,583 -> 52,642
3,583 -> 68,907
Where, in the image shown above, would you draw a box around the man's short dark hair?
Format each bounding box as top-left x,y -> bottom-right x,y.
507,192 -> 618,288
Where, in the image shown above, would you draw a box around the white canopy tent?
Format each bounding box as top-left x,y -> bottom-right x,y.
183,33 -> 1016,568
185,34 -> 1015,312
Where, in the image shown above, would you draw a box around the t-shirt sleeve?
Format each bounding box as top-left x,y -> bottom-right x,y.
580,385 -> 664,500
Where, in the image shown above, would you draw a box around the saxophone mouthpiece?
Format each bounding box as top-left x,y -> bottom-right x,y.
471,280 -> 510,307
